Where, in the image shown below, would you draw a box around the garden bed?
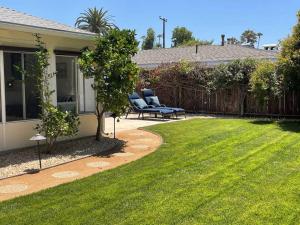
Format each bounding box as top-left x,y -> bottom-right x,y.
0,136 -> 121,179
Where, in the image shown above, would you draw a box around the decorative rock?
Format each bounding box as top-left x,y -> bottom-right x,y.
0,137 -> 119,180
0,184 -> 28,194
52,171 -> 79,179
130,144 -> 149,151
112,152 -> 134,157
86,161 -> 111,168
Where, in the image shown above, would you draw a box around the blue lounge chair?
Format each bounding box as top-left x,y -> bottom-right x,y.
126,92 -> 174,119
142,89 -> 186,118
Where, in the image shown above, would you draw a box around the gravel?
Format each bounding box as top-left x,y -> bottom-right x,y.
0,137 -> 122,179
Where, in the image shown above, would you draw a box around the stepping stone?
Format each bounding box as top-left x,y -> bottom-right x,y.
86,161 -> 111,168
52,171 -> 79,179
131,144 -> 149,151
112,152 -> 134,157
0,184 -> 28,194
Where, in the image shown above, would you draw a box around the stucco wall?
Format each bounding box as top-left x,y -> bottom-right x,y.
0,114 -> 97,152
0,28 -> 99,152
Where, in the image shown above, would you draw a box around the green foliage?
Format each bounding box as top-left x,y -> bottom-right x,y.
278,11 -> 300,91
178,60 -> 194,74
79,29 -> 139,140
240,30 -> 259,47
75,7 -> 116,34
178,39 -> 213,47
172,26 -> 194,47
227,37 -> 240,45
250,61 -> 280,105
212,59 -> 257,115
36,106 -> 80,152
142,28 -> 155,50
32,34 -> 80,153
212,59 -> 258,89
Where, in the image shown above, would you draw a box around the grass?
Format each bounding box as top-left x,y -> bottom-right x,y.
1,118 -> 300,225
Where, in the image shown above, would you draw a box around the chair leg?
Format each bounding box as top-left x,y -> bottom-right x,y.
126,109 -> 131,119
142,112 -> 144,120
138,112 -> 141,119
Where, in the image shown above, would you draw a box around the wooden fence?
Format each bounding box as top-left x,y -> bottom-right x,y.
137,83 -> 300,117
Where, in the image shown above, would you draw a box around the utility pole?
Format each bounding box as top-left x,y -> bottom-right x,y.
159,16 -> 167,48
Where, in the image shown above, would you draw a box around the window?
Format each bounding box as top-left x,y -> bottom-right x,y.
78,72 -> 95,113
4,52 -> 40,121
56,56 -> 77,113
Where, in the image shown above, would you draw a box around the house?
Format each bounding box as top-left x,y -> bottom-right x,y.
133,44 -> 278,69
0,7 -> 98,152
262,44 -> 280,51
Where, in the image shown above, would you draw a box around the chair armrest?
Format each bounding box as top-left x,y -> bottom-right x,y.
146,105 -> 155,108
160,104 -> 167,107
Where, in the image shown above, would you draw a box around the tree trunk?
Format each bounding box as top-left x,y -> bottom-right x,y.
96,102 -> 105,141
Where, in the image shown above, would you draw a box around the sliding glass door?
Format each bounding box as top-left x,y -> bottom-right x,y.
4,52 -> 40,121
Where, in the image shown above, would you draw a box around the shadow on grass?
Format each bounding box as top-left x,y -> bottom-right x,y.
250,120 -> 274,125
249,120 -> 300,133
277,121 -> 300,133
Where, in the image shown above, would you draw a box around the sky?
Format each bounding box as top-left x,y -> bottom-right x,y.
0,0 -> 300,48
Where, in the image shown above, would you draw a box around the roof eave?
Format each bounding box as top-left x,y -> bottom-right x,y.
0,21 -> 96,40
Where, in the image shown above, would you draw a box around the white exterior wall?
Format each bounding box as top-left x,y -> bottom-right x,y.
0,28 -> 98,152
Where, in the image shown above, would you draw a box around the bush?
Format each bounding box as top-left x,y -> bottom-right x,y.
250,61 -> 281,105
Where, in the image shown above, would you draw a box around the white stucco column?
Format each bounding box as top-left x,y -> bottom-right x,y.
48,48 -> 57,106
0,50 -> 6,150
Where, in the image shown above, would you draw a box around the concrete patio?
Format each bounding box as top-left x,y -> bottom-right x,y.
104,113 -> 214,134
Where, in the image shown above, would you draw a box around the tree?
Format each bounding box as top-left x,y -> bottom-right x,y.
278,11 -> 300,91
79,29 -> 139,141
28,34 -> 80,153
212,59 -> 257,116
257,32 -> 263,48
157,34 -> 163,46
227,37 -> 240,45
142,28 -> 155,50
178,39 -> 213,47
155,43 -> 162,48
250,61 -> 280,105
240,30 -> 258,47
75,7 -> 116,34
172,27 -> 194,47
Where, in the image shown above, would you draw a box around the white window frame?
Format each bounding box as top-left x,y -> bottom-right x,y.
3,51 -> 37,122
55,55 -> 79,114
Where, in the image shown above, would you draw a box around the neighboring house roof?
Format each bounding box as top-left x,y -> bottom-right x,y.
133,45 -> 278,68
0,7 -> 95,39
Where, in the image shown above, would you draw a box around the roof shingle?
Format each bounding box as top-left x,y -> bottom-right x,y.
0,7 -> 95,37
133,45 -> 278,68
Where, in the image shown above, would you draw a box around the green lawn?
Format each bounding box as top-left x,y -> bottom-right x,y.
1,119 -> 300,225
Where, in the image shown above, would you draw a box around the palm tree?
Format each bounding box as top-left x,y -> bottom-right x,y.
257,32 -> 263,49
75,7 -> 117,34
